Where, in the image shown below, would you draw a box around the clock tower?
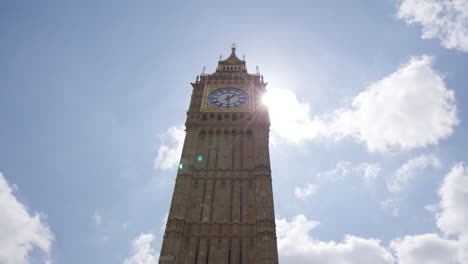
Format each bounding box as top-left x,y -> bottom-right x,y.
159,45 -> 279,264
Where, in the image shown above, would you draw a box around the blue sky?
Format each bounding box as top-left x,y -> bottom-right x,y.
1,0 -> 468,263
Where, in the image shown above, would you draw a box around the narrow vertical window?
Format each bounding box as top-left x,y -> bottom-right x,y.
231,135 -> 235,169
214,134 -> 220,168
239,242 -> 243,264
205,240 -> 210,264
228,244 -> 232,264
199,180 -> 207,222
194,239 -> 200,264
209,180 -> 216,222
206,133 -> 213,169
240,135 -> 244,169
229,182 -> 234,223
239,183 -> 243,223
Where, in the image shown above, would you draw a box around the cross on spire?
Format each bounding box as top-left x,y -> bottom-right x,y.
231,43 -> 237,52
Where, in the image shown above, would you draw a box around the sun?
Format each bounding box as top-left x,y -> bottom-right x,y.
261,90 -> 273,109
261,87 -> 323,144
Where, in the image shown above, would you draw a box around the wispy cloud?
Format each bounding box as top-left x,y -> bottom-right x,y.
388,154 -> 441,192
92,210 -> 102,225
265,56 -> 458,152
294,184 -> 318,200
279,162 -> 468,263
318,161 -> 353,181
160,212 -> 168,233
360,163 -> 382,184
397,0 -> 468,52
154,126 -> 185,170
122,233 -> 158,264
317,161 -> 381,183
380,198 -> 400,217
0,172 -> 54,264
125,214 -> 168,264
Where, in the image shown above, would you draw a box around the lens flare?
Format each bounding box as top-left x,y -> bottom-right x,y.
196,154 -> 204,162
179,163 -> 184,170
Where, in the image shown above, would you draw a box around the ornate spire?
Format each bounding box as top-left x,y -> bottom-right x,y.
231,43 -> 237,53
216,44 -> 247,73
223,43 -> 243,62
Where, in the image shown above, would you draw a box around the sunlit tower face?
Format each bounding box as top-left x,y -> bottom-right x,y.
159,45 -> 279,264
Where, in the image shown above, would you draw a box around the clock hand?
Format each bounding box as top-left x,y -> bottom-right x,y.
226,94 -> 234,103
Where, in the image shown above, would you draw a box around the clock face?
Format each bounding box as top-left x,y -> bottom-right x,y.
207,87 -> 248,109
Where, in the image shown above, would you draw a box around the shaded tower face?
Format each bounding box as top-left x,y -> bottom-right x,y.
159,45 -> 278,264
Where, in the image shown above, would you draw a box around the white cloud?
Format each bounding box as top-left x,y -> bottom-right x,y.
154,126 -> 185,170
380,198 -> 400,217
391,233 -> 460,264
382,154 -> 440,216
360,163 -> 382,184
160,212 -> 168,233
436,162 -> 468,236
279,163 -> 468,263
330,56 -> 457,152
123,233 -> 158,264
277,215 -> 395,264
390,162 -> 468,263
294,183 -> 318,200
397,0 -> 468,52
388,154 -> 441,192
92,210 -> 101,225
278,163 -> 468,263
0,172 -> 54,264
424,203 -> 438,213
318,161 -> 352,181
317,161 -> 381,184
265,56 -> 458,152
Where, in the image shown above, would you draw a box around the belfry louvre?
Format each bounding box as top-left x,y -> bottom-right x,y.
159,45 -> 279,264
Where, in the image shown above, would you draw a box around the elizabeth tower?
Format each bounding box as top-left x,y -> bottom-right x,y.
159,45 -> 279,264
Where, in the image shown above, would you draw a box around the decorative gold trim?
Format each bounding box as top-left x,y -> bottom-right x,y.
201,83 -> 255,112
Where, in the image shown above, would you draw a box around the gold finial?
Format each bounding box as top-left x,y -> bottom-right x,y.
231,43 -> 237,52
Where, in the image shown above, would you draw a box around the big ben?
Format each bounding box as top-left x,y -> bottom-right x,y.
159,45 -> 279,264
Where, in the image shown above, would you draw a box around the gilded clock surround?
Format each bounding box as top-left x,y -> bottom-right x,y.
207,87 -> 248,109
201,84 -> 254,112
